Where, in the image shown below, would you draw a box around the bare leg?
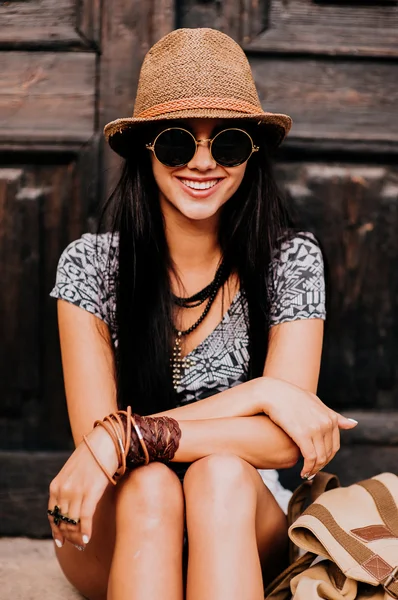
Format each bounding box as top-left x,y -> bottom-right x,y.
108,462 -> 185,600
183,454 -> 288,600
55,463 -> 185,600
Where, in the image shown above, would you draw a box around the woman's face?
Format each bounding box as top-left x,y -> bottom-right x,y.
150,119 -> 249,223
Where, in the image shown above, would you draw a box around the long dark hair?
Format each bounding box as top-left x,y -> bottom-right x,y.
98,122 -> 293,415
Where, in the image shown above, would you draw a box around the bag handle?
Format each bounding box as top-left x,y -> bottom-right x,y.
288,472 -> 340,528
287,472 -> 340,564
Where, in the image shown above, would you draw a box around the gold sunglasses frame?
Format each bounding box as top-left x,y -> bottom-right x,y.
146,127 -> 259,167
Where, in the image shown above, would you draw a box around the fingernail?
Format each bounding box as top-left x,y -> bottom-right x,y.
347,418 -> 358,424
54,538 -> 63,548
74,545 -> 85,552
82,535 -> 90,544
302,473 -> 310,480
307,474 -> 316,481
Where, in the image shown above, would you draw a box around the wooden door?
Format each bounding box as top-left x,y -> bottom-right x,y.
0,0 -> 173,536
178,0 -> 398,488
1,0 -> 397,535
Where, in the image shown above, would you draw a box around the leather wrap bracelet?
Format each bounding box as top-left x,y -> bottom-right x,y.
85,407 -> 182,483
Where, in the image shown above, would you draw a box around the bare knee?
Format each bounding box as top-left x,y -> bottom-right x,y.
184,453 -> 256,519
116,463 -> 184,529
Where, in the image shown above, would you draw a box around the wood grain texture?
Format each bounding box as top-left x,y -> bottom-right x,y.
0,141 -> 99,452
251,57 -> 398,144
0,52 -> 96,145
0,169 -> 41,450
275,162 -> 398,411
0,451 -> 69,537
0,0 -> 96,48
99,0 -> 174,198
247,0 -> 398,56
77,0 -> 102,48
176,0 -> 269,44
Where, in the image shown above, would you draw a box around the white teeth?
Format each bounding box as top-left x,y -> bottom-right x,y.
180,179 -> 219,190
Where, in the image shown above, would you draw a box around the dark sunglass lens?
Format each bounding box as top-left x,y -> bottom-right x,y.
212,129 -> 253,167
154,129 -> 196,167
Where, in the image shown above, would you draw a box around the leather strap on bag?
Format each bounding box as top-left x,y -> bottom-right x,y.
288,472 -> 341,528
304,480 -> 398,599
288,472 -> 340,564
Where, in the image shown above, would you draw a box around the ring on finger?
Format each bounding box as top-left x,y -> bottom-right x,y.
47,505 -> 80,526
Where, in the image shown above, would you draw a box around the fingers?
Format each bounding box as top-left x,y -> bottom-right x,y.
66,498 -> 84,550
337,414 -> 358,430
48,481 -> 86,550
332,423 -> 341,458
48,482 -> 64,548
309,429 -> 328,476
300,413 -> 340,479
299,438 -> 317,479
79,495 -> 98,545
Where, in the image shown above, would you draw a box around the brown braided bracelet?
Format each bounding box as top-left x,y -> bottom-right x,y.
84,407 -> 181,482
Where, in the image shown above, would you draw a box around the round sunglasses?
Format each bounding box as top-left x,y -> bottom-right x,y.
145,127 -> 259,168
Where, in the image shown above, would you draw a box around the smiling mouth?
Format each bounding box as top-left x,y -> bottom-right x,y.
179,178 -> 222,191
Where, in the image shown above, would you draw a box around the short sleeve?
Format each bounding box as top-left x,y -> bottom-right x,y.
269,232 -> 326,326
49,233 -> 113,325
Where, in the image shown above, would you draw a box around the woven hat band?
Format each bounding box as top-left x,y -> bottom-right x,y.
135,97 -> 263,119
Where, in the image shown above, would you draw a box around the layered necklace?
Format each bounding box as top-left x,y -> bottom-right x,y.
171,261 -> 225,390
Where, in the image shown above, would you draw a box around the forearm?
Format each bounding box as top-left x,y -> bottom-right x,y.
171,414 -> 300,470
151,378 -> 263,421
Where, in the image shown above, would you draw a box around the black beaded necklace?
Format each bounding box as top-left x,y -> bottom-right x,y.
171,261 -> 225,390
172,262 -> 225,308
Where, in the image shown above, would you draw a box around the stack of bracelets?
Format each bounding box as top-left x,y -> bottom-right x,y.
82,406 -> 182,485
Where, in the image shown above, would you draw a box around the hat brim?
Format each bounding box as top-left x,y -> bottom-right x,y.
104,109 -> 292,158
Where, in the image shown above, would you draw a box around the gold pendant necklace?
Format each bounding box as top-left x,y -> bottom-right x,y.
171,259 -> 225,391
171,332 -> 195,390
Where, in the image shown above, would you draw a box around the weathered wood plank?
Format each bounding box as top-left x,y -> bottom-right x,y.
0,0 -> 91,48
0,171 -> 42,450
77,0 -> 102,48
275,163 -> 398,411
0,141 -> 98,452
0,52 -> 96,145
247,0 -> 398,56
176,0 -> 269,44
99,0 -> 174,198
251,57 -> 398,144
0,451 -> 70,537
0,0 -> 102,49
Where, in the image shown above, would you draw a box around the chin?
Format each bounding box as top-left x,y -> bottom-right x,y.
174,195 -> 226,221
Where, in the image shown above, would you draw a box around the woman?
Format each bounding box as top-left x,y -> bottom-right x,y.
48,28 -> 357,600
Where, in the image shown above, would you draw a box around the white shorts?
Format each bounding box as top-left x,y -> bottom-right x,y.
257,469 -> 293,514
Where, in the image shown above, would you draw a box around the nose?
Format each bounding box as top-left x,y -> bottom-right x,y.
186,139 -> 217,171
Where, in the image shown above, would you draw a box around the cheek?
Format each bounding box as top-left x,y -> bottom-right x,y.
225,165 -> 247,194
151,157 -> 171,193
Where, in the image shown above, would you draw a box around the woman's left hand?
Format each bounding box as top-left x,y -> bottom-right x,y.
254,377 -> 358,479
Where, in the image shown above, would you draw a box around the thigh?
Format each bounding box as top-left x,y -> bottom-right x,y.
55,483 -> 116,600
183,455 -> 288,589
249,469 -> 289,587
54,463 -> 185,600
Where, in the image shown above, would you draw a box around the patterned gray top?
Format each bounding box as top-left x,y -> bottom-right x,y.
50,231 -> 326,405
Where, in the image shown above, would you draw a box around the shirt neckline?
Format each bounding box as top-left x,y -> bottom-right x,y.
183,289 -> 242,360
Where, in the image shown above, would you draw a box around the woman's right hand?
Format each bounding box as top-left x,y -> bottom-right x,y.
48,425 -> 119,549
254,377 -> 358,479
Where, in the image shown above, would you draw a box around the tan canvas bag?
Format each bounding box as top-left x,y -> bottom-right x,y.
265,473 -> 398,600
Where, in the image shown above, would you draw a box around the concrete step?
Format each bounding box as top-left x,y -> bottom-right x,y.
0,538 -> 82,600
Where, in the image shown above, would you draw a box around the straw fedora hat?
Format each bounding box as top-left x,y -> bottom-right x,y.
104,28 -> 292,157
